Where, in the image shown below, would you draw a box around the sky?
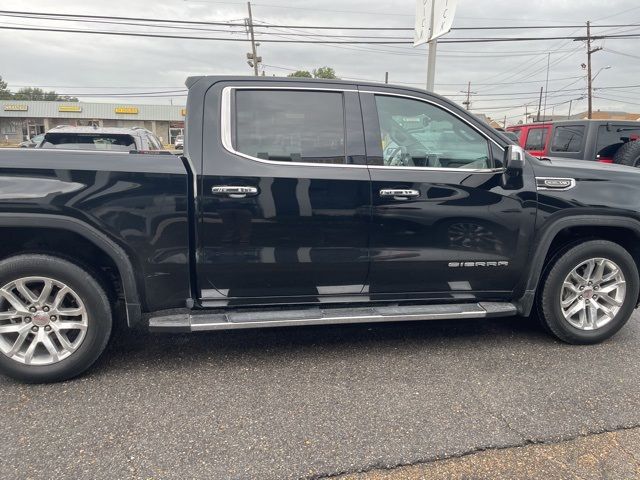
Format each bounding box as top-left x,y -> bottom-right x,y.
1,0 -> 640,125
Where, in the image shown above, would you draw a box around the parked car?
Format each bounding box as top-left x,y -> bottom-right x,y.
2,76 -> 640,382
174,134 -> 184,150
508,120 -> 640,166
494,127 -> 519,144
39,126 -> 164,151
18,133 -> 44,148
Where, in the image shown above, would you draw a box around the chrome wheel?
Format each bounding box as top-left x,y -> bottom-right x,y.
560,258 -> 626,331
0,277 -> 88,366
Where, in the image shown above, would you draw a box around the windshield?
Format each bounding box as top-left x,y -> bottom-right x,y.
40,133 -> 136,151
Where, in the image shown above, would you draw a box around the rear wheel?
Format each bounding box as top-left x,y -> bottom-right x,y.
0,255 -> 112,383
538,240 -> 639,344
613,140 -> 640,167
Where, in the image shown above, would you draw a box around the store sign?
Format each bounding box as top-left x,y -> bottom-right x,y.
3,104 -> 28,111
59,105 -> 82,113
181,108 -> 187,116
115,107 -> 139,114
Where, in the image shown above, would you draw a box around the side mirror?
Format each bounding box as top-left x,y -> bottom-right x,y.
502,145 -> 526,190
504,144 -> 525,172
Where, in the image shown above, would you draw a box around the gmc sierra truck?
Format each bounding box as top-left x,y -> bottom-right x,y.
1,76 -> 640,383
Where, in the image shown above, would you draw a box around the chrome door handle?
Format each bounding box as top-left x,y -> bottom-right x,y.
379,188 -> 420,200
212,185 -> 258,198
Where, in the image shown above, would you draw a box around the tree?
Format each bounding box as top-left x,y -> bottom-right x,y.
287,70 -> 313,78
312,67 -> 337,79
0,76 -> 11,100
12,87 -> 78,102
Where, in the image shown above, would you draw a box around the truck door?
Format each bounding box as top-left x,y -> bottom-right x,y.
197,83 -> 370,302
360,89 -> 536,298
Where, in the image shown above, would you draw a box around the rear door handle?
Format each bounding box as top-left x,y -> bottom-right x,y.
379,188 -> 420,200
212,185 -> 258,198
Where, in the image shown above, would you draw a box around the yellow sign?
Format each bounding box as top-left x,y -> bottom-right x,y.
3,104 -> 28,111
181,108 -> 187,116
59,105 -> 82,113
115,107 -> 139,114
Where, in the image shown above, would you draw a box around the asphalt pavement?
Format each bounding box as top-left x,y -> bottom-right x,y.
2,312 -> 640,479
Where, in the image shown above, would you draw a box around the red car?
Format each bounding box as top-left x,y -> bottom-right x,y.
507,123 -> 552,158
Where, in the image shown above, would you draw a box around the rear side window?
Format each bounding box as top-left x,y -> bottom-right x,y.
524,128 -> 548,151
234,90 -> 346,164
551,126 -> 585,153
596,125 -> 640,157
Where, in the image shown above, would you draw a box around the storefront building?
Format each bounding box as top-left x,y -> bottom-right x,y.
0,100 -> 186,145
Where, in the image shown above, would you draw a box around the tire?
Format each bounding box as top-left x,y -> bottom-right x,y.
0,254 -> 112,383
538,240 -> 639,344
613,140 -> 640,167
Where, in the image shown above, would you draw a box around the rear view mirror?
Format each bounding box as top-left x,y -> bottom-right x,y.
504,144 -> 525,171
502,145 -> 525,190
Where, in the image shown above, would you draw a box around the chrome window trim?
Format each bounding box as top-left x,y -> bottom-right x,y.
220,86 -> 506,173
220,86 -> 367,169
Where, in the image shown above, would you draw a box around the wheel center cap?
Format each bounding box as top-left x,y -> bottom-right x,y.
32,311 -> 50,327
583,288 -> 594,300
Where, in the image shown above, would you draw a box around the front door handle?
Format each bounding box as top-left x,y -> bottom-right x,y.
379,188 -> 420,200
212,185 -> 258,198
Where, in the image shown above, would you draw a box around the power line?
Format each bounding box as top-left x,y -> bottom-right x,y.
4,10 -> 640,32
4,23 -> 640,43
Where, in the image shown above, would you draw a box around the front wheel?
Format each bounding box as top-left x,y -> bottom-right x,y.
538,240 -> 639,344
0,255 -> 112,383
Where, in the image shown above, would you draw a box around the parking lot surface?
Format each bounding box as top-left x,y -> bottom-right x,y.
2,313 -> 640,479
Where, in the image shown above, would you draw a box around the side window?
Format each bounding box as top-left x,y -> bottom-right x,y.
551,126 -> 585,153
374,95 -> 491,169
524,128 -> 548,151
234,90 -> 346,164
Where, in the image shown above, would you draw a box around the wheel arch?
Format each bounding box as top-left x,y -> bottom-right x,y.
515,215 -> 640,316
0,213 -> 142,327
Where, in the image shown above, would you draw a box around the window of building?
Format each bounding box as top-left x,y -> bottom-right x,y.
374,95 -> 491,169
551,125 -> 585,153
524,128 -> 548,151
234,90 -> 346,164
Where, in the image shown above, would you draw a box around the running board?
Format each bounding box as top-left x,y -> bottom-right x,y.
148,302 -> 517,333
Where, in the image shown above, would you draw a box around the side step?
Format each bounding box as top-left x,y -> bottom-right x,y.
148,302 -> 517,333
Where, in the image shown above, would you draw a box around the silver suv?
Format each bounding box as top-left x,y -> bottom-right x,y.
39,126 -> 164,151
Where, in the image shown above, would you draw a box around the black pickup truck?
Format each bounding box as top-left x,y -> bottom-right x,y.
1,76 -> 640,383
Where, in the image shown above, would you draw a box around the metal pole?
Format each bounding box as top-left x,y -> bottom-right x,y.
247,2 -> 259,76
426,0 -> 437,92
385,71 -> 389,84
536,87 -> 543,122
426,40 -> 437,91
543,52 -> 550,122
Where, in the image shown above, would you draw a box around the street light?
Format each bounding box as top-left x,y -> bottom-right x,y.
593,65 -> 612,81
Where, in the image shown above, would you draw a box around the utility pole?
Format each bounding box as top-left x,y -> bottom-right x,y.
461,81 -> 475,110
503,115 -> 507,128
536,87 -> 543,122
568,99 -> 573,117
586,20 -> 602,119
246,2 -> 261,76
525,104 -> 529,123
385,72 -> 389,84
